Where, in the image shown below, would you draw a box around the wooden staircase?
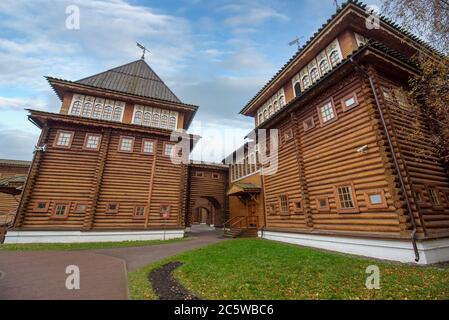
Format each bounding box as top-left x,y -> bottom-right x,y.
223,216 -> 259,238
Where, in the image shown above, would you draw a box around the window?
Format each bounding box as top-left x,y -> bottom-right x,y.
83,133 -> 102,151
310,68 -> 319,83
118,136 -> 134,152
71,101 -> 82,115
263,109 -> 268,120
364,190 -> 388,209
161,114 -> 168,128
152,113 -> 160,127
81,102 -> 93,117
341,93 -> 359,111
428,188 -> 440,206
302,75 -> 310,89
142,139 -> 155,154
258,113 -> 263,125
335,183 -> 359,213
134,205 -> 146,218
268,204 -> 276,215
164,143 -> 175,157
33,201 -> 49,213
113,107 -> 123,122
319,59 -> 330,75
318,101 -> 337,124
92,103 -> 103,118
329,50 -> 340,67
279,194 -> 289,214
274,101 -> 279,112
212,173 -> 220,179
103,106 -> 113,120
160,204 -> 171,217
283,129 -> 293,144
381,87 -> 394,103
106,203 -> 119,214
303,117 -> 315,132
73,203 -> 87,214
316,197 -> 330,211
134,110 -> 143,124
52,202 -> 70,218
169,116 -> 177,130
294,82 -> 301,97
195,171 -> 204,177
143,112 -> 151,126
279,96 -> 286,107
54,130 -> 74,148
268,105 -> 274,117
294,200 -> 303,213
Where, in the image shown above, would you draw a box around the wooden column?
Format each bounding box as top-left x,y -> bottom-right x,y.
14,125 -> 50,228
82,129 -> 111,230
145,142 -> 158,228
290,113 -> 314,229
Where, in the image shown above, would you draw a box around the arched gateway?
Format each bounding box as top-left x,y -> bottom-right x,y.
186,162 -> 229,228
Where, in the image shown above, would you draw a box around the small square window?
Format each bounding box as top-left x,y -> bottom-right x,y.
428,188 -> 440,206
283,129 -> 294,143
73,203 -> 87,214
84,133 -> 102,150
33,201 -> 49,213
160,205 -> 171,218
134,205 -> 146,218
316,197 -> 330,211
212,173 -> 220,179
142,139 -> 155,154
341,93 -> 359,111
106,203 -> 119,214
164,144 -> 175,157
52,202 -> 70,218
294,200 -> 303,212
364,190 -> 387,209
119,136 -> 134,152
268,204 -> 276,215
303,117 -> 315,132
318,100 -> 337,125
54,130 -> 74,148
195,172 -> 204,177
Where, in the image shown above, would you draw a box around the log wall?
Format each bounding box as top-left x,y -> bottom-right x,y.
15,121 -> 186,231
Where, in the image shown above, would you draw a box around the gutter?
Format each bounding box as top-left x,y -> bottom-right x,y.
356,64 -> 420,262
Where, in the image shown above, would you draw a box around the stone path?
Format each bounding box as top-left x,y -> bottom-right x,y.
0,226 -> 225,300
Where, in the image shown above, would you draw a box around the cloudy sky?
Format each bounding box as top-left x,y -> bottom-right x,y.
0,0 -> 380,162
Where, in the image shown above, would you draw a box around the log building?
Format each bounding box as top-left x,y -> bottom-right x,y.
5,59 -> 229,243
230,0 -> 449,264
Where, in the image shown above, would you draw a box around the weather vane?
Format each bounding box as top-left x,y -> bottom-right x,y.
136,42 -> 149,60
288,36 -> 303,50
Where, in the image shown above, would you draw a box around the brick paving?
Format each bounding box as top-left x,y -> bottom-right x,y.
0,226 -> 225,300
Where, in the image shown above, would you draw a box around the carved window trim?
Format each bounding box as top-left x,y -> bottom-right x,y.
51,202 -> 70,219
54,130 -> 75,149
118,136 -> 135,153
33,200 -> 50,213
106,203 -> 120,214
141,139 -> 156,155
133,205 -> 147,219
341,92 -> 359,112
73,202 -> 88,214
364,190 -> 388,210
317,98 -> 338,126
316,197 -> 330,212
334,182 -> 359,214
83,133 -> 102,151
303,116 -> 315,132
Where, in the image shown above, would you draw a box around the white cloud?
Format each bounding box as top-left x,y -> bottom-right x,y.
0,96 -> 48,111
221,4 -> 289,27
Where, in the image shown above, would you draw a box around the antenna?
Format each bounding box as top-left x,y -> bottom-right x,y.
288,36 -> 303,50
333,0 -> 340,9
136,42 -> 149,60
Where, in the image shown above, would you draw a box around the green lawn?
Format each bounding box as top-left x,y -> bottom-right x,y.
0,237 -> 189,251
128,239 -> 449,300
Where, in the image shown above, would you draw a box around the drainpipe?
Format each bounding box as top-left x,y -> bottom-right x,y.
356,65 -> 419,262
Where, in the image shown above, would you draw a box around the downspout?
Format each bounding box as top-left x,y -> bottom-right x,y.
356,64 -> 419,262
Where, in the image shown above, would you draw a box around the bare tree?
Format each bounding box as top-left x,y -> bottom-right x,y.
381,0 -> 449,165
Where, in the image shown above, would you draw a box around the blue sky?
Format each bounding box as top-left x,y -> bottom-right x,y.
0,0 -> 380,162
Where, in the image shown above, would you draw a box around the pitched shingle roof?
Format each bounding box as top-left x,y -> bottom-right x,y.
76,59 -> 181,103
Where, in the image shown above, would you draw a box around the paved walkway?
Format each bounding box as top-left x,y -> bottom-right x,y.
0,226 -> 225,300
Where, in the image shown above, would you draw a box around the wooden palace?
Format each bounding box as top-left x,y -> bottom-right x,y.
4,59 -> 229,243
225,0 -> 449,264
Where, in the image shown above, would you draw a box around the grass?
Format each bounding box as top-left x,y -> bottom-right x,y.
128,239 -> 449,300
0,237 -> 189,251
